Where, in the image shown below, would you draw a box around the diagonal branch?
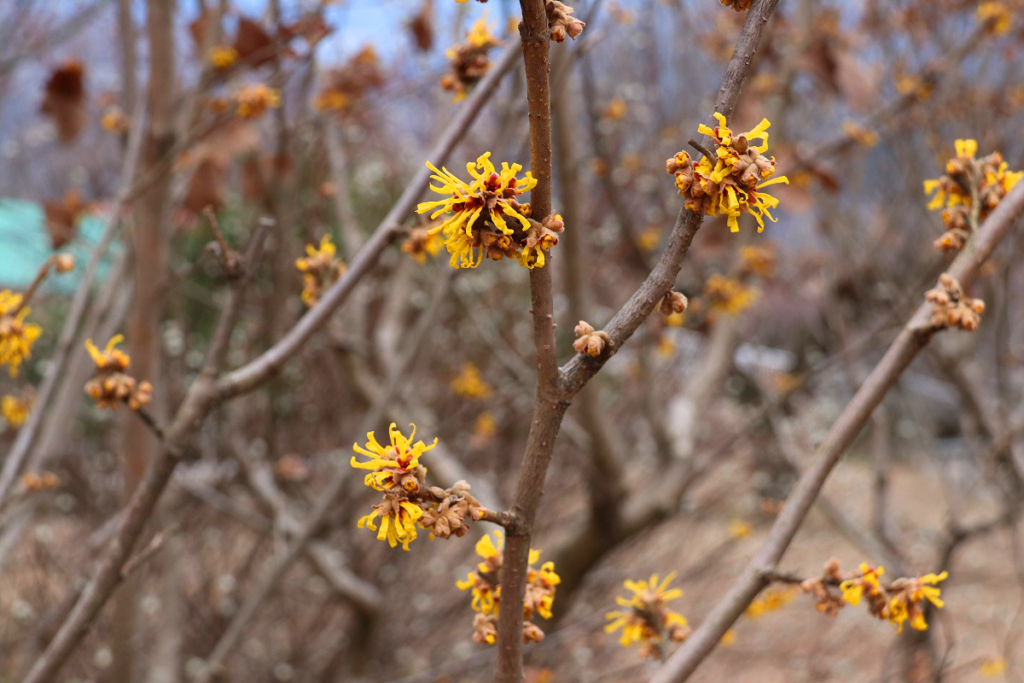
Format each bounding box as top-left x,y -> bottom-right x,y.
650,180 -> 1024,683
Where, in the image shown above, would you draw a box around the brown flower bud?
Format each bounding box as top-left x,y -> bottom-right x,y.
53,254 -> 75,273
660,291 -> 689,316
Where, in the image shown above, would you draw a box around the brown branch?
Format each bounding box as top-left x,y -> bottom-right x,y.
493,3 -> 780,677
559,0 -> 780,399
650,181 -> 1024,683
493,4 -> 560,682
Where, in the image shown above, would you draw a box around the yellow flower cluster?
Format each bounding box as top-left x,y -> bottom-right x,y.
208,45 -> 239,69
352,423 -> 438,549
101,106 -> 129,134
719,0 -> 752,10
800,558 -> 949,633
705,273 -> 760,316
2,393 -> 31,427
295,235 -> 347,307
235,83 -> 281,118
977,2 -> 1012,35
924,139 -> 1022,252
667,112 -> 789,232
451,362 -> 493,399
84,335 -> 153,410
416,152 -> 563,269
351,423 -> 486,549
441,17 -> 503,102
739,243 -> 776,279
0,291 -> 42,377
401,227 -> 441,263
886,572 -> 948,633
605,572 -> 690,659
456,530 -> 560,645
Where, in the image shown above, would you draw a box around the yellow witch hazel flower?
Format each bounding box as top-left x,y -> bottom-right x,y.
886,571 -> 948,633
84,334 -> 153,410
208,44 -> 239,69
351,423 -> 489,548
451,362 -> 493,399
924,139 -> 1023,252
0,291 -> 42,377
456,530 -> 560,645
351,423 -> 437,550
351,422 -> 437,494
605,572 -> 691,659
745,586 -> 797,619
2,393 -> 31,427
705,273 -> 760,316
417,152 -> 562,269
800,558 -> 950,633
840,562 -> 885,607
295,235 -> 347,307
666,112 -> 789,232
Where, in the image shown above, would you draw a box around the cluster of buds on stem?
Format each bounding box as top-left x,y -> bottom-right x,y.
417,152 -> 563,269
351,423 -> 492,549
573,320 -> 611,357
546,1 -> 585,42
457,530 -> 560,645
441,18 -> 503,102
799,558 -> 949,633
924,139 -> 1022,252
667,113 -> 788,232
605,573 -> 691,659
84,335 -> 153,410
295,235 -> 347,307
925,274 -> 985,332
20,471 -> 60,492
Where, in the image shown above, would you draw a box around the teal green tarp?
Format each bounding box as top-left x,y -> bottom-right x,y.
0,199 -> 120,293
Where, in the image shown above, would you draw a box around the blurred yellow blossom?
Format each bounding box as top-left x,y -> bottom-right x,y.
208,45 -> 239,69
295,235 -> 346,307
606,572 -> 690,658
705,274 -> 760,315
451,363 -> 493,399
977,2 -> 1011,34
0,291 -> 42,377
745,586 -> 796,619
602,98 -> 627,120
887,571 -> 947,633
980,658 -> 1008,677
84,335 -> 153,410
457,530 -> 559,644
729,519 -> 753,538
235,83 -> 281,118
637,226 -> 661,252
2,393 -> 31,427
